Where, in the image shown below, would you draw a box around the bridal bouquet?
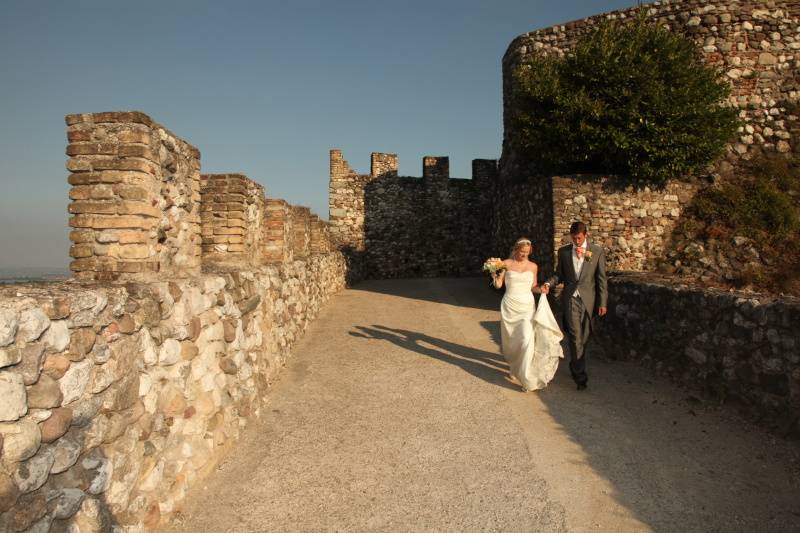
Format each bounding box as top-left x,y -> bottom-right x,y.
482,258 -> 506,273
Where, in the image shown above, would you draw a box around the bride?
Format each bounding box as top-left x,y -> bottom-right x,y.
488,238 -> 564,392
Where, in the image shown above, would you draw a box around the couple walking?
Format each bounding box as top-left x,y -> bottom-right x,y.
489,222 -> 608,392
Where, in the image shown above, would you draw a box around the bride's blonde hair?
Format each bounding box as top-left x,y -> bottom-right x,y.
510,237 -> 532,257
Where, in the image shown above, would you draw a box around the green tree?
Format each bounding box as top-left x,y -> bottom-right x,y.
510,14 -> 739,183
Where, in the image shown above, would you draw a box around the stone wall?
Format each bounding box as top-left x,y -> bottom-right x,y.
329,150 -> 496,278
67,112 -> 333,281
200,174 -> 267,268
264,200 -> 293,264
67,112 -> 203,282
290,207 -> 311,260
0,110 -> 348,531
593,273 -> 800,433
493,0 -> 800,275
0,255 -> 347,531
492,175 -> 699,276
502,0 -> 800,177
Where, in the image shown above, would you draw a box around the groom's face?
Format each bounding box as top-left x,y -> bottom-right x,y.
571,231 -> 587,247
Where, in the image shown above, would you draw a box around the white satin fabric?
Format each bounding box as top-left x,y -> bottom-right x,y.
500,270 -> 564,391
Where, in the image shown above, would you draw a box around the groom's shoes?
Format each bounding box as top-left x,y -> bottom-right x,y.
576,382 -> 587,391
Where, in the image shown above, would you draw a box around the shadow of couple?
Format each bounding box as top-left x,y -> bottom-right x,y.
349,322 -> 523,391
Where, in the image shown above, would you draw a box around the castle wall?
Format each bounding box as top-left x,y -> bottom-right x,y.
264,199 -> 293,264
502,0 -> 800,177
496,1 -> 800,273
329,151 -> 495,279
594,273 -> 800,427
0,111 -> 344,531
67,112 -> 202,282
0,255 -> 347,531
200,174 -> 267,268
493,176 -> 699,275
290,207 -> 312,259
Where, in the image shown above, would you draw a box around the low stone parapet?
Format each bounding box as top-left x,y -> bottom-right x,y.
594,273 -> 800,432
0,252 -> 347,531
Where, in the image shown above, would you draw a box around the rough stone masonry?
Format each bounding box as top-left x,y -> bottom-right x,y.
0,111 -> 347,532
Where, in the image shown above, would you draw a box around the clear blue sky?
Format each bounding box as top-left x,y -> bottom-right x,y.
0,0 -> 634,271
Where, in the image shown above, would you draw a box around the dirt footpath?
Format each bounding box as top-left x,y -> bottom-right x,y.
161,278 -> 800,533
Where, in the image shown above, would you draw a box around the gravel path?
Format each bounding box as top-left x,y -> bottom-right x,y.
161,278 -> 800,532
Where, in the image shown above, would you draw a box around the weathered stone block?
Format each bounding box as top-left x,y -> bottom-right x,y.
59,359 -> 93,405
117,144 -> 155,160
26,374 -> 62,409
42,354 -> 71,380
0,371 -> 27,421
70,214 -> 158,230
13,445 -> 55,493
117,201 -> 161,218
0,419 -> 41,463
66,143 -> 118,156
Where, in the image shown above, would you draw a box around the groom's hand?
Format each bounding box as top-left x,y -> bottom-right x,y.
598,306 -> 607,317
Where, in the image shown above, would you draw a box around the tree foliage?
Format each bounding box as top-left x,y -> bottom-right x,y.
510,14 -> 740,183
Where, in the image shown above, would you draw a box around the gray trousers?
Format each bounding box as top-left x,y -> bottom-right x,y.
564,295 -> 592,385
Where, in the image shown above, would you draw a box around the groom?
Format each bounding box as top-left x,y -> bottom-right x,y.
541,221 -> 608,390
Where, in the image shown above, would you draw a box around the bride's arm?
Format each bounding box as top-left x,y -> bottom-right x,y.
530,264 -> 544,294
491,263 -> 507,289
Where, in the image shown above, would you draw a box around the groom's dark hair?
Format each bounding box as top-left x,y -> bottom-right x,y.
570,221 -> 588,235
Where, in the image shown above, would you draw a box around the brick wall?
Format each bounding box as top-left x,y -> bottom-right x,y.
290,206 -> 312,259
67,112 -> 331,279
264,200 -> 293,264
200,174 -> 266,268
66,112 -> 202,281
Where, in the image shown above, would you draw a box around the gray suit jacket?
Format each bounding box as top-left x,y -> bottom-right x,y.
546,243 -> 608,318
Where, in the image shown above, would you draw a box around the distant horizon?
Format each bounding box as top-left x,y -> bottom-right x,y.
0,0 -> 637,271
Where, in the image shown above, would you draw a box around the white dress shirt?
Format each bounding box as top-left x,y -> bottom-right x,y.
571,240 -> 588,297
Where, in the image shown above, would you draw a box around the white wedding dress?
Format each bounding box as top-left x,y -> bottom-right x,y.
500,270 -> 564,391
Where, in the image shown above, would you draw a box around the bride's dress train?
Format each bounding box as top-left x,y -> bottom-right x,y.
500,270 -> 564,391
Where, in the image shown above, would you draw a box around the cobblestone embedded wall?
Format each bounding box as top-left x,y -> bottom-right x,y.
0,110 -> 349,532
490,179 -> 555,278
0,254 -> 347,531
328,150 -> 371,251
492,176 -> 698,276
493,0 -> 800,276
502,0 -> 800,181
594,273 -> 800,433
67,112 -> 202,282
329,151 -> 496,278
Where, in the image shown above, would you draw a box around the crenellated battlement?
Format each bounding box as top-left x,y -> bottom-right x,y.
67,112 -> 333,281
328,149 -> 497,277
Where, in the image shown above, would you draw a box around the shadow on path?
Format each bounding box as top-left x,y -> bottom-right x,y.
350,324 -> 517,391
351,277 -> 500,311
352,278 -> 800,532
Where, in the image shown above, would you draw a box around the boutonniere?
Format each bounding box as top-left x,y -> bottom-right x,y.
583,250 -> 593,261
